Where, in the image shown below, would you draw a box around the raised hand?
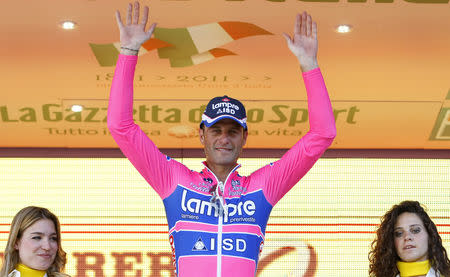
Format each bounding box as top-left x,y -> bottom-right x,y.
283,12 -> 319,72
115,1 -> 157,55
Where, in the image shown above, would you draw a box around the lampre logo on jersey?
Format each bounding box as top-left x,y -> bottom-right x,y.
180,189 -> 256,222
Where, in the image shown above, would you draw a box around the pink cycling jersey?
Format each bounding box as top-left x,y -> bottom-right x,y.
107,54 -> 336,277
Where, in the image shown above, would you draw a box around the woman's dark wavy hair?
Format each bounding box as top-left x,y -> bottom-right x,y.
368,200 -> 450,277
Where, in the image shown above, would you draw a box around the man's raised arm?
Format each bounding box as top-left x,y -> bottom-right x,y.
107,1 -> 156,132
257,12 -> 336,205
283,11 -> 336,142
107,2 -> 180,199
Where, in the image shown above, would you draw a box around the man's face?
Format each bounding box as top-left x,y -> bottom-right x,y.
200,118 -> 247,169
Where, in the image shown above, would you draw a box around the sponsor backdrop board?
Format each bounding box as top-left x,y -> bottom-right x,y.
0,157 -> 449,276
0,0 -> 449,149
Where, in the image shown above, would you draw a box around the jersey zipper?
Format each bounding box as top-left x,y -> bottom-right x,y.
205,165 -> 239,277
217,188 -> 223,277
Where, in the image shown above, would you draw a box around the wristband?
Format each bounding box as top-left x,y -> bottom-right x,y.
121,47 -> 139,52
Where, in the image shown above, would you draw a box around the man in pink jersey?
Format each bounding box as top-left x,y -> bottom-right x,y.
108,2 -> 336,276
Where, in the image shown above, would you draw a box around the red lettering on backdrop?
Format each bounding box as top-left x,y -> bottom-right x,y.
111,252 -> 142,277
148,252 -> 175,277
73,252 -> 105,277
303,244 -> 317,277
0,247 -> 316,276
256,244 -> 317,277
257,246 -> 296,275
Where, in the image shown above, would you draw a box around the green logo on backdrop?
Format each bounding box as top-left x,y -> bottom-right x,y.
429,90 -> 450,141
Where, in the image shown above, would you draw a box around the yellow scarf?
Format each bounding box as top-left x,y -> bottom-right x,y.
397,260 -> 431,277
16,264 -> 46,277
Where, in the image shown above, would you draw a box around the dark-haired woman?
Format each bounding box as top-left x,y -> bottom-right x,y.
369,200 -> 450,277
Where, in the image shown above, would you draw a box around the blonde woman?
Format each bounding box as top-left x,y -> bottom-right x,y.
0,206 -> 68,277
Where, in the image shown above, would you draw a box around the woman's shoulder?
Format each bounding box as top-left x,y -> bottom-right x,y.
8,269 -> 19,277
427,267 -> 441,277
7,269 -> 71,277
7,270 -> 70,277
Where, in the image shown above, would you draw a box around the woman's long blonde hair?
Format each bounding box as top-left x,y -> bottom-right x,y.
0,206 -> 68,277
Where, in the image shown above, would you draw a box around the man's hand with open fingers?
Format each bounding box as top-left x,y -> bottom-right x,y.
283,12 -> 319,72
116,1 -> 157,55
